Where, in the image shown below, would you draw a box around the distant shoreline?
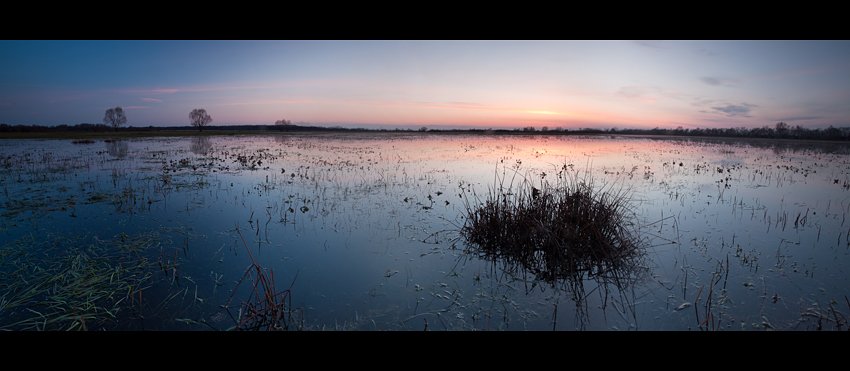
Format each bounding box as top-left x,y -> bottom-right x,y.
3,129 -> 850,146
4,121 -> 850,142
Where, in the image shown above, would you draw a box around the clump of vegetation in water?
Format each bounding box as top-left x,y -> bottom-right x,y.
459,164 -> 647,292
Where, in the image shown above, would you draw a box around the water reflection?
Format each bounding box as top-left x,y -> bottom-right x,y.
105,139 -> 128,158
273,134 -> 292,145
644,136 -> 850,156
190,136 -> 213,155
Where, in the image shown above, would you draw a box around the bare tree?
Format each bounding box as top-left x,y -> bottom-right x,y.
275,119 -> 292,131
775,121 -> 789,137
189,109 -> 213,132
103,107 -> 127,132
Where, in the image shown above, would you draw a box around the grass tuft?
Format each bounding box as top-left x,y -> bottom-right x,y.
459,164 -> 647,293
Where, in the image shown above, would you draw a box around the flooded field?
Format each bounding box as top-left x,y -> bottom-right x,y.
2,132 -> 849,330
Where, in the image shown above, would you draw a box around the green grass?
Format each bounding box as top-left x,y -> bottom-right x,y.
0,231 -> 163,331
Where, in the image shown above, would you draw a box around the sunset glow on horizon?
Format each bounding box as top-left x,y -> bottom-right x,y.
2,40 -> 849,130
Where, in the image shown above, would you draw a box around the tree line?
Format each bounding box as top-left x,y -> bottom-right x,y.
0,106 -> 216,133
2,118 -> 849,142
0,107 -> 299,134
605,122 -> 850,141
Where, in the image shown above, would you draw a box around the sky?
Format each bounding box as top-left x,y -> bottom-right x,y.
1,40 -> 849,130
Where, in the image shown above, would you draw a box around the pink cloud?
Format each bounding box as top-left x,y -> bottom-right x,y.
373,101 -> 508,112
372,101 -> 573,116
158,84 -> 286,93
123,106 -> 149,109
119,79 -> 350,98
119,88 -> 180,94
141,98 -> 162,103
165,79 -> 352,93
211,100 -> 313,107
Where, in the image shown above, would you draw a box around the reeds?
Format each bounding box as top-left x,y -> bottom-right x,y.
797,297 -> 850,331
220,225 -> 299,331
459,164 -> 646,292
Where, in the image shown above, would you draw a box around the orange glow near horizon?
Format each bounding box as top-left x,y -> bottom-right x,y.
197,95 -> 697,130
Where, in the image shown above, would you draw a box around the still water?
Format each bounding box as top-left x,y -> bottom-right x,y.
2,133 -> 849,330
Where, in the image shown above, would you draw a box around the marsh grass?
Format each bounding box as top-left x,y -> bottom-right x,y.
215,225 -> 300,331
796,297 -> 850,331
0,232 -> 159,330
459,164 -> 647,298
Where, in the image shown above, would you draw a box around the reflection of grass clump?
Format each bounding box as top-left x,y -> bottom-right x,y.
460,166 -> 645,286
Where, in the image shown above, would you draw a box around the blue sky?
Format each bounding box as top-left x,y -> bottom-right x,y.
1,40 -> 848,130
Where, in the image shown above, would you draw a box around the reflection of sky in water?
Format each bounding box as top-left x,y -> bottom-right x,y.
2,134 -> 849,330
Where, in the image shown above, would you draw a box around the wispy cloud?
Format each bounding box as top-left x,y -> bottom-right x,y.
127,79 -> 352,96
614,86 -> 646,99
210,100 -> 313,107
696,48 -> 719,57
372,101 -> 571,115
633,40 -> 666,49
524,111 -> 564,115
123,86 -> 251,95
700,77 -> 743,86
614,86 -> 661,103
372,101 -> 500,111
179,85 -> 278,93
699,103 -> 757,118
117,88 -> 179,94
775,116 -> 826,121
421,103 -> 508,112
764,62 -> 850,82
123,106 -> 149,109
446,101 -> 491,107
701,62 -> 850,88
701,77 -> 722,86
692,98 -> 717,107
141,98 -> 162,103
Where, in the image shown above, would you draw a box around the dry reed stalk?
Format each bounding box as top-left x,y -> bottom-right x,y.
222,224 -> 297,331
